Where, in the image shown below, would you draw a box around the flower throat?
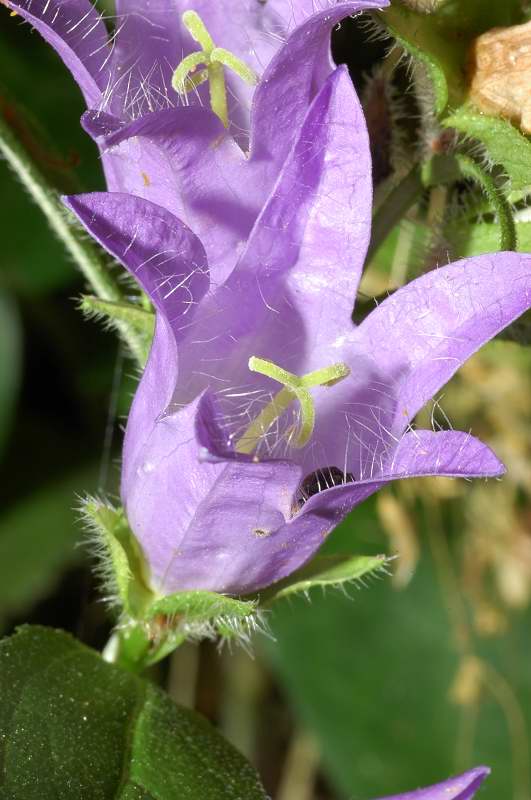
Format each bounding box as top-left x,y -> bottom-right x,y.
235,357 -> 351,455
172,10 -> 258,128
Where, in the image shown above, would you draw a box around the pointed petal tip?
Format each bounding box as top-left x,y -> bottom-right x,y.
372,766 -> 491,800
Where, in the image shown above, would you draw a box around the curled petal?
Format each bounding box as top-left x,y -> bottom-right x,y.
250,0 -> 389,171
175,426 -> 502,594
354,252 -> 531,433
386,430 -> 504,480
80,107 -> 252,285
372,767 -> 490,800
63,192 -> 209,335
173,67 -> 372,407
7,0 -> 110,106
251,429 -> 503,592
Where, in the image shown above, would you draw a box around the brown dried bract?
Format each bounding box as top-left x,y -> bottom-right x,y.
468,19 -> 531,134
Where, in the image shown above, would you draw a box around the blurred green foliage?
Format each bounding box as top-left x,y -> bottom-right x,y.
0,7 -> 123,634
266,496 -> 531,800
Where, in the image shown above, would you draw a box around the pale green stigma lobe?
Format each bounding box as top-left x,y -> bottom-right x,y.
182,10 -> 214,51
171,10 -> 258,128
235,357 -> 351,455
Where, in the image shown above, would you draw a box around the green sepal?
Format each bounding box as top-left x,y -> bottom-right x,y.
261,554 -> 391,604
118,591 -> 257,669
147,591 -> 258,643
443,107 -> 531,193
80,295 -> 154,366
82,499 -> 154,619
148,590 -> 256,621
454,154 -> 517,251
377,2 -> 524,118
376,5 -> 463,115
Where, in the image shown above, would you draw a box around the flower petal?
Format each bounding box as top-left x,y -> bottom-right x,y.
248,429 -> 503,591
122,314 -> 179,500
120,381 -> 303,595
81,3 -> 380,283
106,0 -> 302,126
239,64 -> 372,340
63,192 -> 210,500
371,767 -> 490,800
63,192 -> 209,335
250,0 -> 388,172
80,106 -> 253,285
154,458 -> 303,595
8,0 -> 110,106
173,66 -> 372,406
161,428 -> 502,594
354,252 -> 531,434
386,429 -> 504,479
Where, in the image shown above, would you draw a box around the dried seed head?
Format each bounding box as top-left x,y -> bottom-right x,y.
468,20 -> 531,134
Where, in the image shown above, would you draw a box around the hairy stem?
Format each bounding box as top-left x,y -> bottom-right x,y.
455,154 -> 517,252
0,109 -> 146,364
367,163 -> 424,264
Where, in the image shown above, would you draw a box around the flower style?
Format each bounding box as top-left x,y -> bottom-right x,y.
375,767 -> 489,800
8,0 -> 387,285
65,60 -> 531,597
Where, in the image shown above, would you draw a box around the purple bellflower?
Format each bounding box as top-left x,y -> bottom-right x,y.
374,767 -> 489,800
8,0 -> 387,285
65,58 -> 531,597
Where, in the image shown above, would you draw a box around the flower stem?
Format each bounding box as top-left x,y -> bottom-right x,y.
455,154 -> 517,252
367,163 -> 424,264
0,109 -> 146,364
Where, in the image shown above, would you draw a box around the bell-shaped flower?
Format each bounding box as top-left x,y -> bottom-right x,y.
374,767 -> 489,800
65,64 -> 531,597
8,0 -> 387,285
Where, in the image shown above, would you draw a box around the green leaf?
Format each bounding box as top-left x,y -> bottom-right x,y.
0,467 -> 97,629
0,626 -> 268,799
263,554 -> 390,603
0,291 -> 21,455
445,220 -> 531,259
444,107 -> 531,192
264,497 -> 531,800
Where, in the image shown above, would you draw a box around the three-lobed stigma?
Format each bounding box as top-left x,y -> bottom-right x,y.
172,10 -> 258,128
235,357 -> 351,455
